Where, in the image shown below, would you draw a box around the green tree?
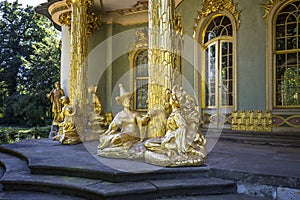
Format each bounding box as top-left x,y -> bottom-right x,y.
0,0 -> 60,125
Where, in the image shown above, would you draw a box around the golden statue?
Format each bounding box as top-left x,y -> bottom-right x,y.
174,13 -> 183,35
144,87 -> 206,167
97,84 -> 150,159
47,81 -> 65,124
52,96 -> 81,145
87,84 -> 107,134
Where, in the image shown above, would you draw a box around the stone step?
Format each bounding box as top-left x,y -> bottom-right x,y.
220,134 -> 300,147
1,173 -> 236,200
0,144 -> 211,183
202,129 -> 300,147
0,152 -> 29,174
0,149 -> 236,199
0,191 -> 86,200
29,164 -> 212,183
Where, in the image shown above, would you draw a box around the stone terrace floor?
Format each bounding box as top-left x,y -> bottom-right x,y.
0,134 -> 299,199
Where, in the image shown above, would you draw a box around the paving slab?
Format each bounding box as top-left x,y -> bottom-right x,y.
157,193 -> 272,200
207,140 -> 300,189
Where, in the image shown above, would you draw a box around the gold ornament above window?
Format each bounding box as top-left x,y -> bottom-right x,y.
194,0 -> 241,30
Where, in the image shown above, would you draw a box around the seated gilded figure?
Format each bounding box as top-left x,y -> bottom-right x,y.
87,84 -> 107,135
52,96 -> 81,145
97,84 -> 149,158
144,87 -> 206,166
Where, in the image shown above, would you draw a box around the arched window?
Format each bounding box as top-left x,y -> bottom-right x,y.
203,15 -> 234,108
133,50 -> 148,111
274,1 -> 300,107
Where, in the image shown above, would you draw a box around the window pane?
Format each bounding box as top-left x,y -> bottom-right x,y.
220,41 -> 233,106
229,43 -> 233,54
222,42 -> 228,55
276,54 -> 286,67
136,50 -> 148,77
276,25 -> 285,37
221,16 -> 231,26
204,16 -> 232,43
134,50 -> 148,110
276,13 -> 288,24
276,38 -> 285,50
287,14 -> 297,23
205,44 -> 216,107
287,23 -> 297,36
136,79 -> 148,110
287,37 -> 297,49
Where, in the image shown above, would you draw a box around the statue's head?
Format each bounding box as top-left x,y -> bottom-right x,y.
54,81 -> 60,89
115,83 -> 132,107
165,88 -> 171,101
170,93 -> 180,109
88,84 -> 97,93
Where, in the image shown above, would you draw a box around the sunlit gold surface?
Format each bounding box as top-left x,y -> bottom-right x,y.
58,11 -> 72,31
194,0 -> 241,35
48,1 -> 71,27
147,0 -> 182,138
68,0 -> 91,140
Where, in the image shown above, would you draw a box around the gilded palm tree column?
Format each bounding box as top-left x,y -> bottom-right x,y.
68,0 -> 91,135
148,0 -> 179,138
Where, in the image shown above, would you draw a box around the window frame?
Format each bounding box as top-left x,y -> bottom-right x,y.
132,49 -> 149,112
265,0 -> 300,111
201,14 -> 235,109
272,0 -> 300,109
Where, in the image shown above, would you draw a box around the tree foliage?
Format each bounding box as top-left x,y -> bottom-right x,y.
0,0 -> 60,126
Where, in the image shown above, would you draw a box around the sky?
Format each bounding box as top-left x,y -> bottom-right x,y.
6,0 -> 41,7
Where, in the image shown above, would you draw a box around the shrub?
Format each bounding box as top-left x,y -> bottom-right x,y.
0,126 -> 50,144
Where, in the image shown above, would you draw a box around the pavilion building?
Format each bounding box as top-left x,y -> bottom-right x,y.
35,0 -> 300,134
